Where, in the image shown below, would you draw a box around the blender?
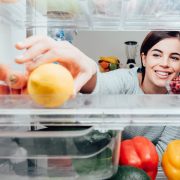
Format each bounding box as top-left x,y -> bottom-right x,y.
124,41 -> 138,69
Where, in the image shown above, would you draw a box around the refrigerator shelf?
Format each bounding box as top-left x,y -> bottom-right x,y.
1,0 -> 180,30
0,95 -> 180,130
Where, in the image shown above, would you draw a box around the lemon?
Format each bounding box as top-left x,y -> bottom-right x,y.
28,63 -> 74,108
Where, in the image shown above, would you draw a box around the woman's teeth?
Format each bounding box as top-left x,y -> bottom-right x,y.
155,70 -> 171,78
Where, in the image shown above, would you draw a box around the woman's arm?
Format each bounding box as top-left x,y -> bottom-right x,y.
80,73 -> 97,94
156,126 -> 180,161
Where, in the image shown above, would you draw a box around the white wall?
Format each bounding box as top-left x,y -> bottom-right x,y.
0,25 -> 149,70
73,31 -> 149,67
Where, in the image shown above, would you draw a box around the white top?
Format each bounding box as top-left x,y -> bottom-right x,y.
93,67 -> 180,160
94,67 -> 143,94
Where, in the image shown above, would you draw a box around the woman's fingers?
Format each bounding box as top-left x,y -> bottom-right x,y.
15,36 -> 56,63
25,48 -> 72,71
15,37 -> 39,50
26,56 -> 61,72
15,42 -> 51,64
15,36 -> 50,50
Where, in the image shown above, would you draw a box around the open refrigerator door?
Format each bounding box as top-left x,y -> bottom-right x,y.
0,0 -> 180,179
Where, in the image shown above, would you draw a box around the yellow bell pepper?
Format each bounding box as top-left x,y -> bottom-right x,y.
162,140 -> 180,180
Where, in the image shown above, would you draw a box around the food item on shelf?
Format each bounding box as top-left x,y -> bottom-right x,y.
6,72 -> 27,90
33,0 -> 80,19
73,148 -> 112,175
74,130 -> 113,154
72,130 -> 118,177
0,64 -> 27,90
0,64 -> 9,81
10,88 -> 20,94
91,0 -> 122,17
100,56 -> 120,64
48,158 -> 72,169
28,63 -> 74,108
162,139 -> 180,180
119,136 -> 159,180
99,61 -> 109,69
109,63 -> 118,71
168,76 -> 180,94
109,165 -> 150,180
0,84 -> 20,95
98,56 -> 120,72
21,87 -> 28,95
0,84 -> 9,94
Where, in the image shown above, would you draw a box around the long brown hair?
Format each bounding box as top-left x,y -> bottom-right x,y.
140,31 -> 180,83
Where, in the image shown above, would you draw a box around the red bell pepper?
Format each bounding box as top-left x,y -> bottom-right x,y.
119,136 -> 159,180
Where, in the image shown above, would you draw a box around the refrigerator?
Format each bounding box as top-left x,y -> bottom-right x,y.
0,0 -> 180,179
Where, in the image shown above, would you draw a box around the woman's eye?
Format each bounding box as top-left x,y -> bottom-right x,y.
171,56 -> 180,61
152,54 -> 161,57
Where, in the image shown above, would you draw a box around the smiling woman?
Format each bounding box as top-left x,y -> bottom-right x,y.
140,31 -> 180,94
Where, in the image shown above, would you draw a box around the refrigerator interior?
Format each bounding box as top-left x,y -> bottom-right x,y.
1,0 -> 180,179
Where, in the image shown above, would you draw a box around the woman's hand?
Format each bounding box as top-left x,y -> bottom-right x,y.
15,36 -> 97,94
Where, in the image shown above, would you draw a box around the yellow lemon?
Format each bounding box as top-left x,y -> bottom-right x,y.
28,63 -> 74,108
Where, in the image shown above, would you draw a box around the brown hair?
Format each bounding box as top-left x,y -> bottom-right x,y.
140,31 -> 180,83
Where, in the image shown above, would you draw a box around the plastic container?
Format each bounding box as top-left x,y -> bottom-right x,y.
0,125 -> 121,179
0,95 -> 121,180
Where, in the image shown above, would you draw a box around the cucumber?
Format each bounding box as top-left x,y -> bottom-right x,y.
73,148 -> 112,175
74,130 -> 112,154
109,166 -> 150,180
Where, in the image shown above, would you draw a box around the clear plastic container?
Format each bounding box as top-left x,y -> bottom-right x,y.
0,94 -> 124,179
0,124 -> 120,179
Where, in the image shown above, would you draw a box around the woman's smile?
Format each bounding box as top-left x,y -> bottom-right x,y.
154,70 -> 172,79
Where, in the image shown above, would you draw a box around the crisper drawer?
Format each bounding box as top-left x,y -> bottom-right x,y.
0,94 -> 178,180
0,126 -> 121,180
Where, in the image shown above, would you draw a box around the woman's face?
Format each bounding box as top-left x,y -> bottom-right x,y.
142,38 -> 180,88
